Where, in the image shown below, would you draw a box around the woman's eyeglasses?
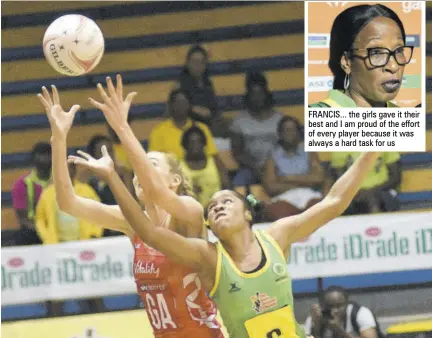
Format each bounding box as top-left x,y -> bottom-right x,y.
348,46 -> 414,67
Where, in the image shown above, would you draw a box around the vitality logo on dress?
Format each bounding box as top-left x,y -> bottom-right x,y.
250,292 -> 278,314
134,261 -> 160,277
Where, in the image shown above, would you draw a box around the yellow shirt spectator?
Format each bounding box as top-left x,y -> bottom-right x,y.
113,143 -> 132,171
331,152 -> 400,189
181,157 -> 222,207
149,119 -> 217,159
35,182 -> 103,244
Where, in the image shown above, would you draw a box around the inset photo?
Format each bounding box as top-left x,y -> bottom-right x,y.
306,1 -> 424,108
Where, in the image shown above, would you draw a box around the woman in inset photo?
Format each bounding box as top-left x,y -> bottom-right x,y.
310,4 -> 414,108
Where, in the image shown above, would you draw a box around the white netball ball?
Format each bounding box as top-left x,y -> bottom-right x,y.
42,14 -> 104,76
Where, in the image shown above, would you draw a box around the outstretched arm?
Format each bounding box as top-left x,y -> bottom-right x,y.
89,76 -> 204,233
38,86 -> 133,237
267,153 -> 380,254
109,171 -> 211,270
116,123 -> 203,230
74,146 -> 212,270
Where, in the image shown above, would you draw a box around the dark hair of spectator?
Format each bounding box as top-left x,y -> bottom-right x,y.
31,142 -> 51,159
181,125 -> 207,149
246,71 -> 268,90
277,115 -> 304,142
277,115 -> 302,134
68,162 -> 77,179
329,4 -> 406,90
324,285 -> 349,301
182,44 -> 211,83
87,135 -> 111,158
168,88 -> 193,105
244,71 -> 274,110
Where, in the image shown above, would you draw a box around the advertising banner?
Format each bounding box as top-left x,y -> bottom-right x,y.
2,236 -> 136,306
2,212 -> 431,306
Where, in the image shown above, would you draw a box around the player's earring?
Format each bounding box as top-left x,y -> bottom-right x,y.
344,73 -> 351,90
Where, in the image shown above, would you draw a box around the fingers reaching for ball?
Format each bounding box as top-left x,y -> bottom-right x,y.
88,74 -> 137,132
116,74 -> 123,100
43,86 -> 53,105
52,85 -> 61,105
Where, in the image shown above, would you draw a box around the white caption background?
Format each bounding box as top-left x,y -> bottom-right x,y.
305,108 -> 425,152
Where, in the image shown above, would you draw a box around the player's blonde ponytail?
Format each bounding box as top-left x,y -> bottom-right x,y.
165,153 -> 195,198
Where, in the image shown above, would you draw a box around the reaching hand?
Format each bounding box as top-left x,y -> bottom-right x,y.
89,74 -> 137,132
37,85 -> 80,139
68,145 -> 115,181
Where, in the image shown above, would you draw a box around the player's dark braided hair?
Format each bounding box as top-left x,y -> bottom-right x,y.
233,192 -> 264,225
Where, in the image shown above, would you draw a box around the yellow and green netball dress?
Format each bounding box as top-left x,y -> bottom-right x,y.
309,89 -> 398,108
209,230 -> 306,338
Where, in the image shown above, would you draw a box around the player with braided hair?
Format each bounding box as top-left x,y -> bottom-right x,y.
38,79 -> 224,338
76,75 -> 381,338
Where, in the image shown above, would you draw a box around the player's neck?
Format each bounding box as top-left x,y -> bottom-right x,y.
221,227 -> 257,262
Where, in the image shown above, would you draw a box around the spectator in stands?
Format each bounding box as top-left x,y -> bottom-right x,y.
309,4 -> 412,108
180,125 -> 231,207
11,142 -> 52,245
329,152 -> 401,214
175,45 -> 219,128
230,71 -> 283,186
149,88 -> 217,160
35,162 -> 103,244
304,286 -> 383,338
262,116 -> 324,220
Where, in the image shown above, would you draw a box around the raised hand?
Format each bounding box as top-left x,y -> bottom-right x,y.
89,74 -> 137,132
68,145 -> 115,181
37,85 -> 80,139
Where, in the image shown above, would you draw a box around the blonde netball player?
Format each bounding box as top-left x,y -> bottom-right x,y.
37,86 -> 224,338
69,75 -> 380,338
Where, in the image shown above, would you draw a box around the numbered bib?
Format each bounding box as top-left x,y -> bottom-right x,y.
244,306 -> 298,338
